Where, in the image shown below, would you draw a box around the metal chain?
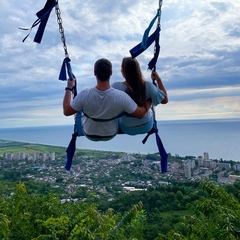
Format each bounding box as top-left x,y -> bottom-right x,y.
55,0 -> 69,58
152,0 -> 162,74
157,0 -> 163,28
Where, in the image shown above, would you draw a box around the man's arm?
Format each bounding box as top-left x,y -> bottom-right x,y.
130,100 -> 152,118
63,79 -> 78,116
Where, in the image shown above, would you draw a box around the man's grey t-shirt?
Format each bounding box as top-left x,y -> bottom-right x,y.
70,87 -> 137,136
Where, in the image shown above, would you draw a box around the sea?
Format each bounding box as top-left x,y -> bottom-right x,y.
0,118 -> 239,162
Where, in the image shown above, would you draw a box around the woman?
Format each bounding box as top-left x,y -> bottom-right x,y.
112,57 -> 168,135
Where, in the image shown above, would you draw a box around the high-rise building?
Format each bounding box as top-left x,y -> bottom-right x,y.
203,152 -> 209,161
50,152 -> 55,161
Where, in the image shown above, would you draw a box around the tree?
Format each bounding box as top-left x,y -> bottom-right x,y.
164,179 -> 240,240
0,183 -> 147,239
0,213 -> 10,239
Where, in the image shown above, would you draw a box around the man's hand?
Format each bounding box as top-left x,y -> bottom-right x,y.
63,78 -> 77,116
145,99 -> 152,111
67,78 -> 76,89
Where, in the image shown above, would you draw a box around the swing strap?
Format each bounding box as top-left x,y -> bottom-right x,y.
129,8 -> 161,70
130,0 -> 167,173
130,27 -> 160,60
65,118 -> 168,173
65,133 -> 78,171
82,111 -> 125,122
19,0 -> 57,43
142,122 -> 168,173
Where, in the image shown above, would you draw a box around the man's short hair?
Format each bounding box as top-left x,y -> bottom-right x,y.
94,58 -> 112,81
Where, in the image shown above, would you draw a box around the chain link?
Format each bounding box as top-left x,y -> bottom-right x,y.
157,0 -> 162,27
152,0 -> 163,72
55,0 -> 69,58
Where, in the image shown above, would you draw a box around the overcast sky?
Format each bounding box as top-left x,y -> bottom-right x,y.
0,0 -> 239,128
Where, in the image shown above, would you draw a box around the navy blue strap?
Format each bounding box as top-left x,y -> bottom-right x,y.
59,57 -> 77,97
141,9 -> 160,50
148,31 -> 160,70
20,0 -> 57,43
65,133 -> 78,171
59,57 -> 75,81
129,8 -> 161,70
129,27 -> 160,59
142,121 -> 168,173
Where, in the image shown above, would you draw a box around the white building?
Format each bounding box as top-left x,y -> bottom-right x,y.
233,164 -> 240,171
217,162 -> 231,170
203,152 -> 209,161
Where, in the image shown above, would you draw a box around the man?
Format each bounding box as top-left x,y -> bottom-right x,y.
63,58 -> 151,141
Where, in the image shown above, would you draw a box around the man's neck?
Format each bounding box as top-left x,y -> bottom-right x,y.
96,80 -> 111,91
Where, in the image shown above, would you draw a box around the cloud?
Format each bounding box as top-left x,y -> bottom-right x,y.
0,0 -> 239,128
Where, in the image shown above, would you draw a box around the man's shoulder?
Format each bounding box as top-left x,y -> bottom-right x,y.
79,87 -> 97,94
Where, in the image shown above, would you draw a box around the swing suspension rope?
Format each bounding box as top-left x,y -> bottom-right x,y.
55,1 -> 69,59
54,0 -> 76,97
152,0 -> 162,73
151,0 -> 163,122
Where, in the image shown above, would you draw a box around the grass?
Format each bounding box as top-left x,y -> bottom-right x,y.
0,140 -> 66,157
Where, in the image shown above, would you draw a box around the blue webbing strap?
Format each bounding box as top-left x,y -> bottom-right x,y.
129,8 -> 161,69
65,132 -> 78,171
59,57 -> 77,97
64,64 -> 77,171
59,57 -> 76,81
83,112 -> 125,122
130,27 -> 160,59
148,31 -> 160,70
65,111 -> 83,171
141,9 -> 160,50
19,0 -> 57,43
142,121 -> 168,173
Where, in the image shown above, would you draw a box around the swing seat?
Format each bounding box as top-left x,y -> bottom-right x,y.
74,111 -> 117,141
66,111 -> 168,174
118,117 -> 154,135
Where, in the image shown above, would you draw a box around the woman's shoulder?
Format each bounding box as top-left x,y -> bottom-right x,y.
145,80 -> 157,91
145,80 -> 154,87
112,82 -> 126,91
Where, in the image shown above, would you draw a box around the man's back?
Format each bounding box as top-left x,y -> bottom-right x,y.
63,58 -> 150,140
70,86 -> 137,136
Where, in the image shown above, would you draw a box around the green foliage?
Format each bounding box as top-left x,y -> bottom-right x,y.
164,179 -> 240,240
1,177 -> 240,239
34,216 -> 70,240
0,183 -> 147,239
0,141 -> 66,157
0,213 -> 10,239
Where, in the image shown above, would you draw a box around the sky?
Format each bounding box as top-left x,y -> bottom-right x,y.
0,0 -> 240,129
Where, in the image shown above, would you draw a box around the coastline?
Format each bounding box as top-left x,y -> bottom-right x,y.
0,118 -> 239,162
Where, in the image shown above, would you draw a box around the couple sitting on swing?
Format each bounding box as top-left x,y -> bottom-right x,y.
63,57 -> 168,141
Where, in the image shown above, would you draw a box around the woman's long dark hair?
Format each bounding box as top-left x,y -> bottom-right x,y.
121,57 -> 146,106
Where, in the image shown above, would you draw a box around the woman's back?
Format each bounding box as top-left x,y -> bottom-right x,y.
111,57 -> 168,135
112,81 -> 165,132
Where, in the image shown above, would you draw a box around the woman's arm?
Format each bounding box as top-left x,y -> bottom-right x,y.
151,71 -> 168,104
